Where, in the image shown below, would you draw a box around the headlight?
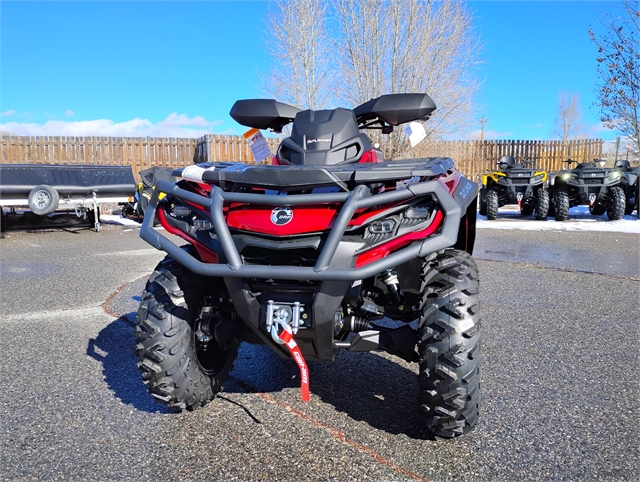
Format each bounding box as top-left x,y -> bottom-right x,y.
606,170 -> 621,181
561,173 -> 572,181
363,201 -> 436,245
168,201 -> 213,231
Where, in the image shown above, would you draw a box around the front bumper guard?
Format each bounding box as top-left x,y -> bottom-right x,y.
140,177 -> 475,281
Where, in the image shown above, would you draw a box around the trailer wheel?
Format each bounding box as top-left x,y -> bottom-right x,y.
28,185 -> 59,216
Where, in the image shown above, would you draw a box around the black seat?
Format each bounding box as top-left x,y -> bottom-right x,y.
497,156 -> 523,169
614,159 -> 630,169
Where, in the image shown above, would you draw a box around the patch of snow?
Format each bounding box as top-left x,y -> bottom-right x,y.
478,205 -> 640,234
99,214 -> 143,226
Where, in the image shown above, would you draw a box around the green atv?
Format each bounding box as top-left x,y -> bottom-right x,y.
613,159 -> 639,218
550,158 -> 627,221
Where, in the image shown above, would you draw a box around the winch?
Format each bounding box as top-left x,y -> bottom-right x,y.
265,300 -> 310,402
265,300 -> 305,338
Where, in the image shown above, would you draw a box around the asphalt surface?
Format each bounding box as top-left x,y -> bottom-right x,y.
0,222 -> 638,481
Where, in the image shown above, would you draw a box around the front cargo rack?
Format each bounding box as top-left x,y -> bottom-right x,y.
140,158 -> 477,281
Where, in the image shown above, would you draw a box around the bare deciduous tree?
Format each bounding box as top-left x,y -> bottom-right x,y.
262,0 -> 336,110
589,0 -> 639,150
551,91 -> 588,141
262,0 -> 482,157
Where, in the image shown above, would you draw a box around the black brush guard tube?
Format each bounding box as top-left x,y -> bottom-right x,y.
140,177 -> 476,280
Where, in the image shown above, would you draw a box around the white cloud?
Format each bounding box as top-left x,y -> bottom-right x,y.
160,113 -> 212,127
1,110 -> 16,117
0,113 -> 223,138
64,110 -> 75,117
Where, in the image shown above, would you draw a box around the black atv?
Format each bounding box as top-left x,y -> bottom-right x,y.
551,158 -> 626,221
613,159 -> 639,218
134,93 -> 481,438
478,156 -> 549,220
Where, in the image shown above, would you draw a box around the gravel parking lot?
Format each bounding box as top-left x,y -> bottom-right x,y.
0,223 -> 638,481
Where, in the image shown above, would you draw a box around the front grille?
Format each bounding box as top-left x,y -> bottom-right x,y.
583,179 -> 604,184
241,246 -> 319,267
511,178 -> 531,184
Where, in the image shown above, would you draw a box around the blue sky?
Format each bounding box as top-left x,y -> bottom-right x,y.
0,1 -> 626,144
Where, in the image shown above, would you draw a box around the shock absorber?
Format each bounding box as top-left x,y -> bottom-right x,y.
334,311 -> 372,333
195,296 -> 217,350
342,315 -> 372,332
381,269 -> 403,305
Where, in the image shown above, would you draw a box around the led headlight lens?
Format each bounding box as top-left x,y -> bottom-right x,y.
606,170 -> 621,181
369,220 -> 396,234
171,204 -> 192,218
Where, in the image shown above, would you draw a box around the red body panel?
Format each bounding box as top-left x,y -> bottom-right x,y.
226,204 -> 339,236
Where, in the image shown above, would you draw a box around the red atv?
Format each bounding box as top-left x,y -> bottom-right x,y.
135,93 -> 481,438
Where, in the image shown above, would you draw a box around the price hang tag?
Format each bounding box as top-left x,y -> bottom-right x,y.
243,128 -> 272,162
404,121 -> 426,148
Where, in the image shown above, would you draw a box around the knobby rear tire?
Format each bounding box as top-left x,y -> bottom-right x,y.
554,190 -> 570,221
535,187 -> 550,220
478,190 -> 487,216
486,189 -> 499,220
520,203 -> 534,216
135,252 -> 238,411
637,181 -> 639,220
589,203 -> 606,216
624,199 -> 634,216
418,249 -> 481,438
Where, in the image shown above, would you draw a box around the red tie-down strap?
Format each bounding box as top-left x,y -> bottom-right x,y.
277,329 -> 310,402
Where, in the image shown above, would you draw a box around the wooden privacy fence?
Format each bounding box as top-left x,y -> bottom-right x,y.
195,134 -> 281,165
2,135 -> 603,182
412,138 -> 604,182
0,136 -> 200,181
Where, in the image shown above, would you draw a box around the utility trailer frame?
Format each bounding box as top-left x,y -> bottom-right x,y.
0,164 -> 137,232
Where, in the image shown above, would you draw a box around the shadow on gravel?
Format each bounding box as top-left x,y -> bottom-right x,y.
1,210 -> 96,233
227,343 -> 432,440
86,315 -> 171,414
87,315 -> 432,437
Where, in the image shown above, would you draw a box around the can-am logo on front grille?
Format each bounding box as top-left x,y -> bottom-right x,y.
271,207 -> 293,225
